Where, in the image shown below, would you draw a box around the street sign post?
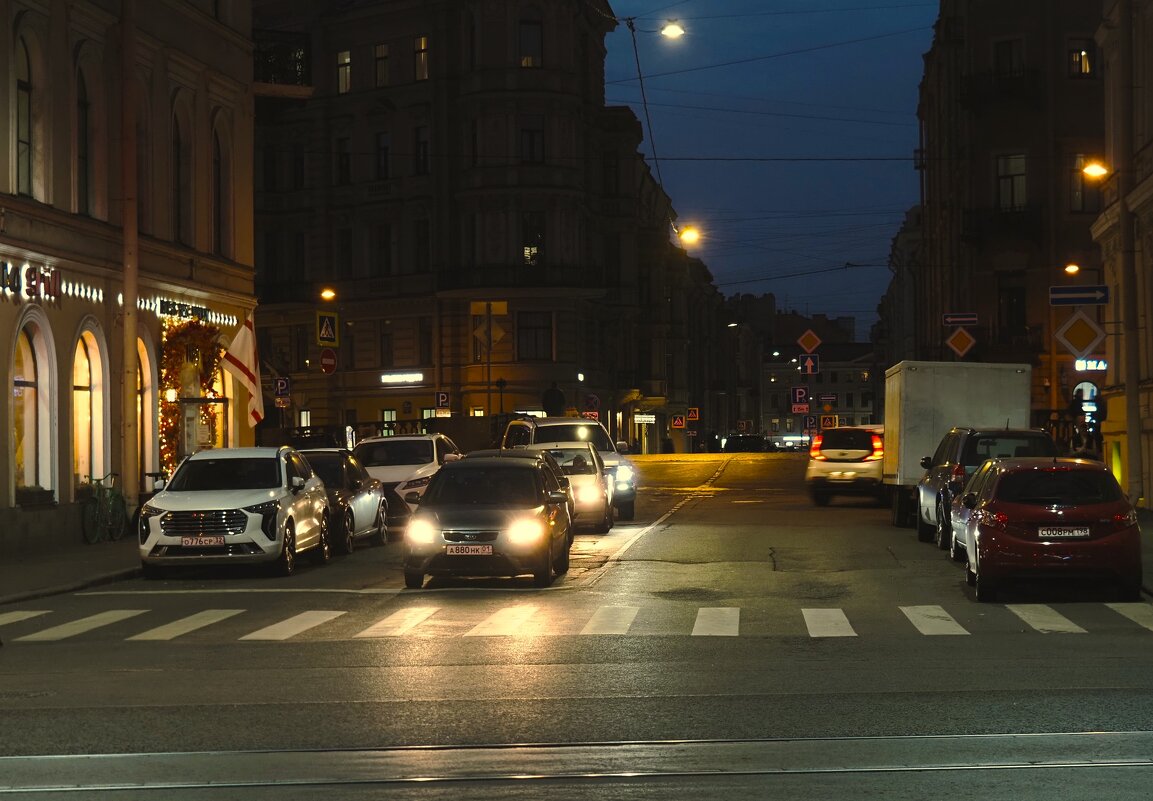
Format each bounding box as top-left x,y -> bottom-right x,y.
943,312 -> 978,326
1049,285 -> 1109,306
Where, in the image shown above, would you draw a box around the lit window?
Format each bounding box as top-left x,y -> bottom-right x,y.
414,36 -> 429,81
1069,40 -> 1096,77
519,20 -> 543,67
337,50 -> 351,94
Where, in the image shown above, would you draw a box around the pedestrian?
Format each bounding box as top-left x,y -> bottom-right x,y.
541,381 -> 566,417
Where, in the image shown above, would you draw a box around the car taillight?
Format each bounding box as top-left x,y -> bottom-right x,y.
951,464 -> 966,483
810,435 -> 825,460
866,434 -> 884,461
1109,509 -> 1139,531
982,510 -> 1010,531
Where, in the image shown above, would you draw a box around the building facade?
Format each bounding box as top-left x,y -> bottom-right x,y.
250,0 -> 722,454
900,1 -> 1105,437
0,0 -> 258,552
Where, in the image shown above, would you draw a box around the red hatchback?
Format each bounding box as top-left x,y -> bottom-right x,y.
960,458 -> 1142,602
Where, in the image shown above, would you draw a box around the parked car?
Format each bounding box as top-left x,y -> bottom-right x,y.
502,416 -> 637,520
463,448 -> 576,523
530,441 -> 613,533
138,446 -> 331,577
352,433 -> 463,538
402,456 -> 573,589
804,425 -> 885,506
917,427 -> 1058,547
959,457 -> 1142,602
299,448 -> 388,553
722,434 -> 768,452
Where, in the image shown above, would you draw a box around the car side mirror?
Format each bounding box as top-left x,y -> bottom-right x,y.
920,456 -> 933,469
153,479 -> 166,491
442,453 -> 462,464
290,475 -> 306,493
548,490 -> 568,504
962,492 -> 977,509
404,491 -> 422,505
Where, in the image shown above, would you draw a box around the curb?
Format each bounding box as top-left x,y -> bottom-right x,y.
0,567 -> 140,607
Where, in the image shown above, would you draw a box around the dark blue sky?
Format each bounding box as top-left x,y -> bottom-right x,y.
603,1 -> 939,339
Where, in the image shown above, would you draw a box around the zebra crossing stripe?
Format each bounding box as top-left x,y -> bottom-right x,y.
580,606 -> 640,635
0,611 -> 50,627
239,611 -> 347,640
900,605 -> 969,635
1006,605 -> 1087,634
15,610 -> 148,642
127,610 -> 246,641
1106,603 -> 1153,632
464,605 -> 538,636
803,608 -> 857,637
692,607 -> 740,636
355,606 -> 440,637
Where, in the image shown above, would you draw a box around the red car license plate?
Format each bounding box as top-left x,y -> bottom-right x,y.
181,536 -> 226,547
446,544 -> 492,556
1039,527 -> 1090,539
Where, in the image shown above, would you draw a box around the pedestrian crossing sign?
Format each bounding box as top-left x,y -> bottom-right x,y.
317,312 -> 340,347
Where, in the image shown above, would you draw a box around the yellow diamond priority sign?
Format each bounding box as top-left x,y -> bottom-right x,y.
1056,309 -> 1105,358
946,327 -> 976,358
797,329 -> 822,354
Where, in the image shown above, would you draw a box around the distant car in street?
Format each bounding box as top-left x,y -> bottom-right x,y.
530,441 -> 614,533
299,448 -> 388,553
722,434 -> 768,452
917,427 -> 1058,548
352,433 -> 462,538
959,457 -> 1142,602
138,446 -> 331,577
402,456 -> 573,589
804,426 -> 885,506
502,416 -> 637,520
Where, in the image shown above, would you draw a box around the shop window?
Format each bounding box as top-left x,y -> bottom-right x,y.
72,332 -> 108,489
14,320 -> 55,502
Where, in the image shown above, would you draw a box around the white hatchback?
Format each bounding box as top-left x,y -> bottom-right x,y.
138,446 -> 331,577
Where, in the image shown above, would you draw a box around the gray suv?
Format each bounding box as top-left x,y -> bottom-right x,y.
916,427 -> 1058,553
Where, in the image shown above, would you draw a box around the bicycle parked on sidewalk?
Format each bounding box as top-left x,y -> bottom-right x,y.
81,472 -> 128,544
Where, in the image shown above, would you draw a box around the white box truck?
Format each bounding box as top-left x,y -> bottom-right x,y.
883,360 -> 1033,527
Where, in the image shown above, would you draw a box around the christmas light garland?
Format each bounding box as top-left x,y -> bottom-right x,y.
159,318 -> 223,475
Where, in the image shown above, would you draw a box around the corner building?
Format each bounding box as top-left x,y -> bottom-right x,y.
0,0 -> 258,550
252,0 -> 720,451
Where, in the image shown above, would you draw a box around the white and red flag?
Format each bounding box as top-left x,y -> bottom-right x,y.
222,311 -> 265,426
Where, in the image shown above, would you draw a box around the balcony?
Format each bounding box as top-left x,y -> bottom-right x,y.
253,30 -> 313,99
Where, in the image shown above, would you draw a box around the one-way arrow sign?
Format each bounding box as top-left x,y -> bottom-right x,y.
801,353 -> 820,375
1050,285 -> 1109,306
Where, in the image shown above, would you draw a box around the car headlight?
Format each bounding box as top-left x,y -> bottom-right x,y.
576,485 -> 603,504
507,518 -> 546,545
244,500 -> 281,540
615,464 -> 635,483
138,503 -> 165,543
407,518 -> 439,545
401,476 -> 432,491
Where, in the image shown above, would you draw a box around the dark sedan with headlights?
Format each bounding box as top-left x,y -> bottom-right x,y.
299,448 -> 388,554
402,457 -> 573,589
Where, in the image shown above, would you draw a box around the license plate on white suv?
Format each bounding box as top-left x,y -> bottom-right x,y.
1039,527 -> 1090,539
446,544 -> 492,556
181,536 -> 225,546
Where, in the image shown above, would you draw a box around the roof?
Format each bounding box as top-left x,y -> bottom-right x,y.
187,446 -> 288,460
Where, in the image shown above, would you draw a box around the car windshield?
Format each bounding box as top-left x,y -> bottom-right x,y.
537,424 -> 614,451
303,453 -> 344,488
961,435 -> 1056,466
354,439 -> 434,467
423,467 -> 540,507
544,449 -> 596,475
994,469 -> 1123,505
167,457 -> 280,491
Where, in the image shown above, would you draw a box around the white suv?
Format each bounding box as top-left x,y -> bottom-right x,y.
502,417 -> 636,520
804,425 -> 886,506
138,446 -> 331,577
352,433 -> 462,537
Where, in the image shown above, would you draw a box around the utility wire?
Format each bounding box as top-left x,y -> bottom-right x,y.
625,17 -> 667,193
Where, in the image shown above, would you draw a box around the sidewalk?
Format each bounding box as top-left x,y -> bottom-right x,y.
2,512 -> 1153,608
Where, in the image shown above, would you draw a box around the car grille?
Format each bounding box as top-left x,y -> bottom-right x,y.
443,529 -> 500,543
160,509 -> 248,537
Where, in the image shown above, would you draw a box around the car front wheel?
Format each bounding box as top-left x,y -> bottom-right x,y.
404,568 -> 424,589
275,524 -> 296,577
934,503 -> 951,551
338,508 -> 355,554
616,500 -> 635,521
312,515 -> 332,565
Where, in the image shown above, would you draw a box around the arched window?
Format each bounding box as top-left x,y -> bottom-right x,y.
14,330 -> 39,488
77,70 -> 91,214
212,130 -> 230,256
172,115 -> 191,244
16,37 -> 33,196
136,337 -> 159,486
72,335 -> 101,486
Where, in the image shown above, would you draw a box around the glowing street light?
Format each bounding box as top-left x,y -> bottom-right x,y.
1064,262 -> 1081,275
678,225 -> 701,246
320,287 -> 336,301
1082,160 -> 1109,178
661,20 -> 685,38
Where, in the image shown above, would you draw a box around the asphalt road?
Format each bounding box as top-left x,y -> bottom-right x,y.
2,453 -> 1152,799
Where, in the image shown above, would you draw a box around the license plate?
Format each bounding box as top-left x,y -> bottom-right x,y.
181,536 -> 225,547
446,544 -> 492,556
1039,527 -> 1090,539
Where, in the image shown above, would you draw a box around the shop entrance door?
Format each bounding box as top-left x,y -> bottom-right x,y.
177,398 -> 230,462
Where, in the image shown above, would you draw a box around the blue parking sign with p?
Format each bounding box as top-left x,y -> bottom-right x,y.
435,391 -> 450,408
791,386 -> 809,404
